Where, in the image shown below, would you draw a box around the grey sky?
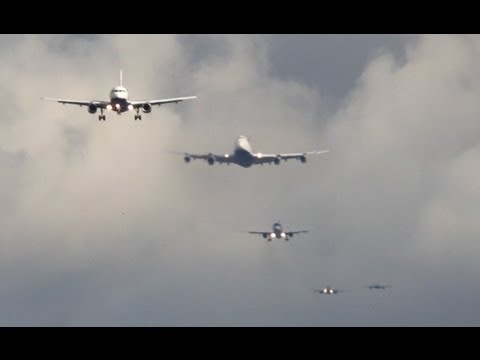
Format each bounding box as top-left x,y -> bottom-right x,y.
0,34 -> 479,326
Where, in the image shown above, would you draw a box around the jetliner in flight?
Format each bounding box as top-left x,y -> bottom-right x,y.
42,70 -> 197,121
246,221 -> 308,241
180,135 -> 329,168
314,286 -> 345,295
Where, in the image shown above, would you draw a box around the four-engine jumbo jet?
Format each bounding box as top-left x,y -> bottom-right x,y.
247,221 -> 308,241
42,70 -> 197,121
181,135 -> 329,167
314,286 -> 345,295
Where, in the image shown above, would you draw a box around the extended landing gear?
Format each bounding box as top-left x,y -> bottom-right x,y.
134,108 -> 142,121
98,109 -> 106,121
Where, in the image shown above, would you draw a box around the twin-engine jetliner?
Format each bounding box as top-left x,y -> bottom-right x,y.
314,286 -> 345,295
181,135 -> 329,168
247,222 -> 308,241
42,70 -> 197,121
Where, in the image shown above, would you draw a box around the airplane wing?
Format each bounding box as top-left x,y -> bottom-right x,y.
247,231 -> 270,237
181,152 -> 235,165
252,150 -> 329,165
286,230 -> 309,237
41,97 -> 109,107
130,96 -> 197,108
277,150 -> 330,160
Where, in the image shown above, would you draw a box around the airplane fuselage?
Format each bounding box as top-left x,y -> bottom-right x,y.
269,222 -> 287,239
109,86 -> 131,114
232,136 -> 256,168
322,287 -> 336,294
232,148 -> 255,168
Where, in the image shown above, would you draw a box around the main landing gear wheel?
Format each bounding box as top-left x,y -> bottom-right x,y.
134,107 -> 142,121
98,115 -> 106,121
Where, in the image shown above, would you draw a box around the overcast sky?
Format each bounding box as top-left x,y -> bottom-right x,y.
1,34 -> 479,326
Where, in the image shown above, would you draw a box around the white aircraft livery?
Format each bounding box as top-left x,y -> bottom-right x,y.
181,135 -> 329,168
247,222 -> 308,241
42,70 -> 197,121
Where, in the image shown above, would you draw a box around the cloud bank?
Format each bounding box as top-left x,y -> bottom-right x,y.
0,34 -> 479,326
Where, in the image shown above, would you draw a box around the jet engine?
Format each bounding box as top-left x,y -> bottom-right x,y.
207,156 -> 215,165
262,234 -> 267,239
273,157 -> 281,165
184,156 -> 191,163
88,103 -> 98,114
142,103 -> 152,113
299,155 -> 307,163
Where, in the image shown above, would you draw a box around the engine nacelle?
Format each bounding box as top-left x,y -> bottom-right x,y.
184,156 -> 191,163
88,103 -> 98,114
273,157 -> 281,165
207,156 -> 215,165
262,234 -> 267,239
299,155 -> 307,163
142,103 -> 152,113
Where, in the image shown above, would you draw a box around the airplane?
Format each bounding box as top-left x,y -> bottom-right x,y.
313,286 -> 345,295
42,70 -> 197,121
365,284 -> 391,290
180,135 -> 329,168
246,221 -> 308,241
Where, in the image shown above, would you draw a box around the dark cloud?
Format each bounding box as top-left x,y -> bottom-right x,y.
267,34 -> 414,111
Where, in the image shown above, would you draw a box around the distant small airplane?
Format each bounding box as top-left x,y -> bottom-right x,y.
365,284 -> 391,290
246,221 -> 308,241
314,286 -> 345,295
179,135 -> 329,168
42,70 -> 197,121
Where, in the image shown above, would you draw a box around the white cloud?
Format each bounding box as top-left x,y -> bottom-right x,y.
1,34 -> 480,325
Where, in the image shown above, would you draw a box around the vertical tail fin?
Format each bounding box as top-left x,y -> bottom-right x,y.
120,69 -> 123,86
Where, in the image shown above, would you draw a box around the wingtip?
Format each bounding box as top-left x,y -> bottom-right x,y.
167,150 -> 187,155
311,149 -> 330,154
